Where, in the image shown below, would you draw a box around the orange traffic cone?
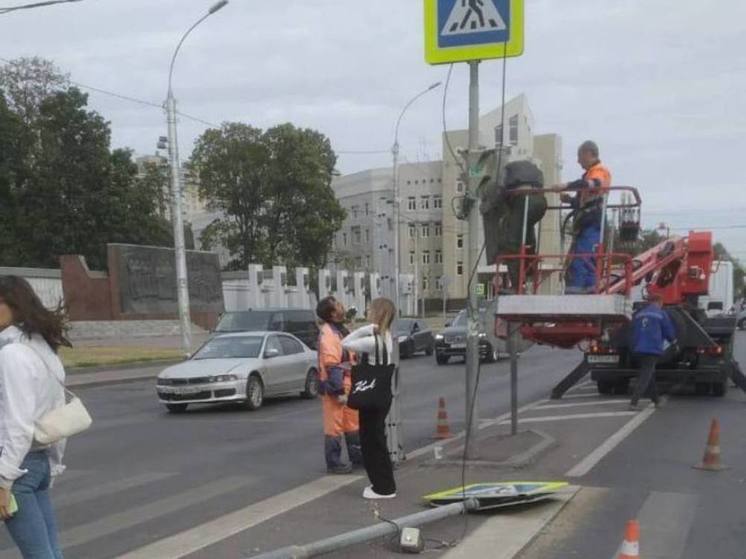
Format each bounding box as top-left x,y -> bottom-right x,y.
434,397 -> 453,440
617,520 -> 640,559
694,418 -> 728,471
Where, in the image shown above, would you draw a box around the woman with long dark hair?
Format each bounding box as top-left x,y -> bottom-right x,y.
316,296 -> 362,474
0,276 -> 70,559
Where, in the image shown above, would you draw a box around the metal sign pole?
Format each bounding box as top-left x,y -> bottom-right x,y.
464,60 -> 481,460
387,317 -> 404,464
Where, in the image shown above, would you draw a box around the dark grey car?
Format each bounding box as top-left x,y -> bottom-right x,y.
434,309 -> 500,365
397,319 -> 435,358
212,309 -> 319,350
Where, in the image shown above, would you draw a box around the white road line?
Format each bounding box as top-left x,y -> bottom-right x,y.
116,475 -> 364,559
55,472 -> 175,509
499,411 -> 636,425
56,476 -> 255,551
535,400 -> 631,410
634,491 -> 698,559
442,487 -> 580,558
566,402 -> 658,478
561,393 -> 603,399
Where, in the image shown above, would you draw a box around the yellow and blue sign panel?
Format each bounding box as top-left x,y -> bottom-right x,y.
425,0 -> 524,65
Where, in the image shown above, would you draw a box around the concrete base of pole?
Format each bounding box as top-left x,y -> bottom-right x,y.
247,499 -> 479,559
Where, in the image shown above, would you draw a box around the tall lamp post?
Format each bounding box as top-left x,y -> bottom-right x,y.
165,0 -> 228,356
391,82 -> 441,314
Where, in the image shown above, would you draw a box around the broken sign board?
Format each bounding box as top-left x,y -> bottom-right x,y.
425,0 -> 524,65
423,481 -> 568,510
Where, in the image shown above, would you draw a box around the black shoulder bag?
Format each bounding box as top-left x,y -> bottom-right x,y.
347,335 -> 394,411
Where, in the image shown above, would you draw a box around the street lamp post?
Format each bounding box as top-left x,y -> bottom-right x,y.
391,82 -> 441,315
165,0 -> 228,357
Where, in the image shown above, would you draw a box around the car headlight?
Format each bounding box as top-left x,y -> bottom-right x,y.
157,378 -> 171,386
435,334 -> 444,340
210,374 -> 238,383
479,332 -> 487,338
398,336 -> 409,343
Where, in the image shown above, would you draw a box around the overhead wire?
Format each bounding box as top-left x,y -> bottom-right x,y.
0,0 -> 81,14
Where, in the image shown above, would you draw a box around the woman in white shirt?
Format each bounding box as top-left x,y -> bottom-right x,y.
0,276 -> 68,559
342,298 -> 397,499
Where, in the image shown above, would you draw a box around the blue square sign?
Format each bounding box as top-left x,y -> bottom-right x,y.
437,0 -> 511,48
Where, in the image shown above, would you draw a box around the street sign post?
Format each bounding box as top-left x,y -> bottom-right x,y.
424,0 -> 524,65
425,0 -> 525,459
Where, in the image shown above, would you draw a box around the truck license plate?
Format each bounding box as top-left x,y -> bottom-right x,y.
588,355 -> 619,364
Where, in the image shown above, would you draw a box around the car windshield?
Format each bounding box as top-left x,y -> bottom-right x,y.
193,336 -> 264,360
397,320 -> 415,334
453,311 -> 468,327
215,312 -> 271,333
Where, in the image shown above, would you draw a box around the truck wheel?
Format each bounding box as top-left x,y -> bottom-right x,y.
712,381 -> 728,398
597,380 -> 614,395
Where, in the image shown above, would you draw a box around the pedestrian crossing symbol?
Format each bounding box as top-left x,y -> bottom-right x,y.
425,0 -> 524,65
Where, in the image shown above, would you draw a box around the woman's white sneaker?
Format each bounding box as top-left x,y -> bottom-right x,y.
363,486 -> 396,500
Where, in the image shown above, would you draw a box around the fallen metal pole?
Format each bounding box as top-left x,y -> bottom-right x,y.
248,499 -> 480,559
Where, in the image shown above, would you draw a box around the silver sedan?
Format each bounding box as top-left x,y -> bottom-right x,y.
156,332 -> 319,413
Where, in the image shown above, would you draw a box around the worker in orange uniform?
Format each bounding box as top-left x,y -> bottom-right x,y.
560,140 -> 612,293
316,296 -> 362,474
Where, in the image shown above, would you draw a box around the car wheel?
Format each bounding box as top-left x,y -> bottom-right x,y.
712,381 -> 727,398
425,344 -> 434,356
436,354 -> 449,365
739,318 -> 746,331
400,342 -> 410,359
302,368 -> 320,399
165,403 -> 188,414
244,375 -> 264,410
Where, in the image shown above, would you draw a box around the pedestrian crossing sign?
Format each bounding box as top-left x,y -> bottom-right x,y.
425,0 -> 524,65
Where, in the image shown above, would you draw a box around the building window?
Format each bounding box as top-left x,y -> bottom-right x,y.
365,255 -> 371,268
421,196 -> 430,210
351,205 -> 359,219
355,256 -> 362,268
364,202 -> 369,216
408,197 -> 416,210
509,115 -> 519,145
409,224 -> 416,238
435,223 -> 442,237
422,277 -> 429,291
495,124 -> 504,146
422,251 -> 430,264
435,250 -> 443,264
438,178 -> 442,183
365,228 -> 370,243
342,232 -> 348,246
457,181 -> 465,193
352,226 -> 361,244
457,262 -> 464,276
433,196 -> 443,209
409,252 -> 415,265
457,235 -> 464,249
435,277 -> 442,290
421,224 -> 430,238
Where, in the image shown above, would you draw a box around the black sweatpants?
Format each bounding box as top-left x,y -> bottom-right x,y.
359,404 -> 396,496
631,354 -> 659,406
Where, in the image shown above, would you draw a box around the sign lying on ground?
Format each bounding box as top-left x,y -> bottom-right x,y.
424,0 -> 525,64
423,481 -> 568,510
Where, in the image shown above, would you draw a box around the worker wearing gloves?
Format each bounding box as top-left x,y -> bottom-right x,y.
316,296 -> 362,474
629,294 -> 678,410
560,141 -> 612,294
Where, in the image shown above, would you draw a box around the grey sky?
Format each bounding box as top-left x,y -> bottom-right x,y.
2,0 -> 745,256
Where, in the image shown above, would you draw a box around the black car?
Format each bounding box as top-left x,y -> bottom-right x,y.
434,309 -> 500,365
212,309 -> 319,349
396,319 -> 435,359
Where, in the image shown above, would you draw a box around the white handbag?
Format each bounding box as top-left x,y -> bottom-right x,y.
26,345 -> 93,445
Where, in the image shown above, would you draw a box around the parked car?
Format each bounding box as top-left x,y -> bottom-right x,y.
738,308 -> 746,330
156,332 -> 319,413
434,309 -> 500,365
212,308 -> 319,349
397,319 -> 435,358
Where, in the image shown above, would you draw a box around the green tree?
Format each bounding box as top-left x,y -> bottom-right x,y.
0,57 -> 68,125
191,122 -> 345,270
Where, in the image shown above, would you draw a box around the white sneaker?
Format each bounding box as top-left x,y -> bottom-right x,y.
363,486 -> 396,500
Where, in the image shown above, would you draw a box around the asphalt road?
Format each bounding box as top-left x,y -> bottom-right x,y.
519,330 -> 746,559
0,344 -> 582,558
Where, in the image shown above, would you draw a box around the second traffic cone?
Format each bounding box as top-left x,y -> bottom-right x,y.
434,397 -> 453,440
694,418 -> 728,471
617,520 -> 640,559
